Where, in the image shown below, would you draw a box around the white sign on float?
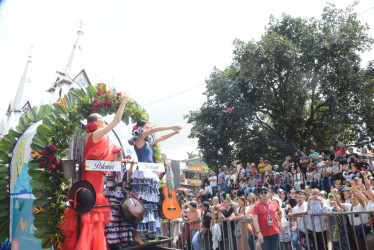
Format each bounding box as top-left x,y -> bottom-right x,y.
85,160 -> 165,172
137,162 -> 165,172
85,160 -> 122,171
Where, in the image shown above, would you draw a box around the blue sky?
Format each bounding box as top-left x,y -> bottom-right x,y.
0,0 -> 373,160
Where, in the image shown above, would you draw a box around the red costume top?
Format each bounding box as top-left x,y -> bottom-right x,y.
61,134 -> 115,250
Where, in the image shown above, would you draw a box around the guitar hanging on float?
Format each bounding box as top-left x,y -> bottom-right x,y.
161,154 -> 181,220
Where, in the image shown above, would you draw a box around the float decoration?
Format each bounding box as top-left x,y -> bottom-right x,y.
0,105 -> 49,242
0,83 -> 150,249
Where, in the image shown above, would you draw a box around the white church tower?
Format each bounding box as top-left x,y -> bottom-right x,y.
47,22 -> 91,104
0,23 -> 92,137
0,48 -> 33,136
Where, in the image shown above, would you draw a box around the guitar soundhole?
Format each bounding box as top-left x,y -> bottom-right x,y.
168,208 -> 177,211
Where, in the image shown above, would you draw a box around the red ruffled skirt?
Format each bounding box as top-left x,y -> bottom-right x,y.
60,194 -> 112,250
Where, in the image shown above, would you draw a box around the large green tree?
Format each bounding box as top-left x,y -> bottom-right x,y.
186,3 -> 374,170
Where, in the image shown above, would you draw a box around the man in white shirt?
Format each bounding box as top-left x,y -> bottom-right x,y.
208,172 -> 218,196
202,182 -> 212,202
289,190 -> 307,250
227,170 -> 237,187
334,186 -> 374,249
306,189 -> 328,250
316,156 -> 325,174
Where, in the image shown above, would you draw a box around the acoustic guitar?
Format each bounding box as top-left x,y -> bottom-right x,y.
161,154 -> 181,220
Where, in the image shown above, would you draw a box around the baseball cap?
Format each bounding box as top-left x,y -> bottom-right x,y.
339,185 -> 351,192
297,190 -> 307,196
259,187 -> 269,192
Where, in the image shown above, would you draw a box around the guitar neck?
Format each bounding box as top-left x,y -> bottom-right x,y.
163,154 -> 172,190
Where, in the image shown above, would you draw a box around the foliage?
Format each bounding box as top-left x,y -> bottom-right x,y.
0,129 -> 23,241
186,151 -> 199,159
151,143 -> 162,163
0,83 -> 151,249
186,3 -> 374,170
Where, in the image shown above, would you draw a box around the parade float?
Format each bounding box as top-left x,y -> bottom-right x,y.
0,83 -> 150,249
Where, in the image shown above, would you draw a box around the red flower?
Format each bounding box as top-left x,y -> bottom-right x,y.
112,147 -> 123,154
42,149 -> 47,155
91,106 -> 96,111
97,91 -> 102,96
49,164 -> 57,171
133,125 -> 138,130
93,98 -> 99,103
47,155 -> 55,162
40,161 -> 46,168
50,145 -> 57,152
85,122 -> 98,133
125,155 -> 131,159
227,107 -> 232,114
55,160 -> 61,166
116,92 -> 122,96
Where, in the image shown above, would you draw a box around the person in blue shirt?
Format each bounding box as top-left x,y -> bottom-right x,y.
309,148 -> 319,165
218,177 -> 230,202
218,167 -> 226,184
246,162 -> 252,180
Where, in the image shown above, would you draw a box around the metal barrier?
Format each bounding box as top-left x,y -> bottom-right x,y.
163,218 -> 256,250
292,210 -> 374,250
162,210 -> 374,250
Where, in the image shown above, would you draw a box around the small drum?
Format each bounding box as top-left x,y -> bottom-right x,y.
119,192 -> 145,225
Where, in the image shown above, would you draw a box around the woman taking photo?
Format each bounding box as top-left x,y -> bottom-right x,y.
128,121 -> 182,243
235,196 -> 250,250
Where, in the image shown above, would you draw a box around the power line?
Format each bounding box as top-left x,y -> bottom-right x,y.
142,83 -> 205,107
358,6 -> 374,16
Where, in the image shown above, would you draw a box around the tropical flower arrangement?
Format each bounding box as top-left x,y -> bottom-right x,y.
38,144 -> 61,171
0,83 -> 160,249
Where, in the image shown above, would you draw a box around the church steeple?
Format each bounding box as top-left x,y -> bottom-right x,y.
64,21 -> 84,76
47,22 -> 85,103
0,47 -> 33,136
13,47 -> 32,111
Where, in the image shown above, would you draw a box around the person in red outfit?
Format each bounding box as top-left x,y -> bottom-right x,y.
252,187 -> 285,250
60,92 -> 130,250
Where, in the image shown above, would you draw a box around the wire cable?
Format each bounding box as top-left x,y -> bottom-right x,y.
142,83 -> 205,107
358,6 -> 374,16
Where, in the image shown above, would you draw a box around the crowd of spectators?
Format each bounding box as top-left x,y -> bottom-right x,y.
169,142 -> 374,250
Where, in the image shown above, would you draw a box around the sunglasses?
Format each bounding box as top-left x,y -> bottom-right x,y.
260,191 -> 268,195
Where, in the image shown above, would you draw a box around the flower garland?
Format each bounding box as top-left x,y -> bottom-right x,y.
0,83 -> 153,249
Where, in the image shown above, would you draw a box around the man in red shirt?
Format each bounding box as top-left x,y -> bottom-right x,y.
252,187 -> 285,250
